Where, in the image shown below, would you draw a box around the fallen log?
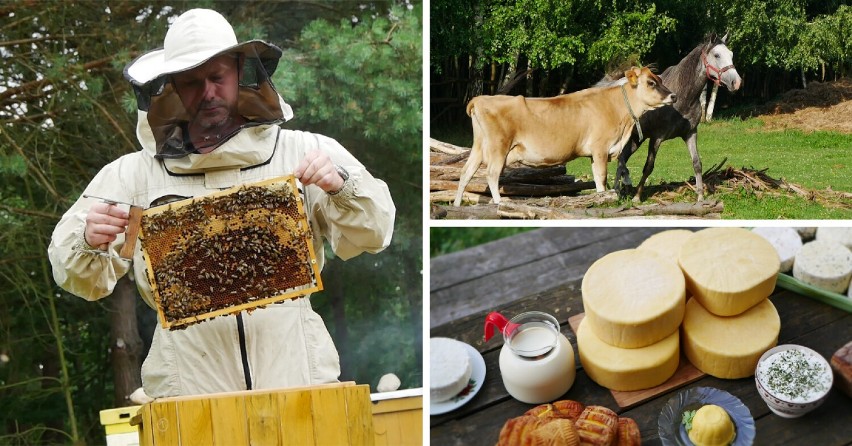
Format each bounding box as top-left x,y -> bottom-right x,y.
433,199 -> 724,220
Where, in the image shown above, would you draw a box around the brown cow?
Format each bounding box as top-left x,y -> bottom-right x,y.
454,66 -> 676,207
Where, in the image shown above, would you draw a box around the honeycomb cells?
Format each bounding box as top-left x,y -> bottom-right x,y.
139,177 -> 321,329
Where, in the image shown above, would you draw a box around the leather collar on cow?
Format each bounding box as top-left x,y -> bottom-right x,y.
620,83 -> 643,141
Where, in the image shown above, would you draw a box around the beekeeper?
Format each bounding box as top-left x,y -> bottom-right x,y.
48,9 -> 395,398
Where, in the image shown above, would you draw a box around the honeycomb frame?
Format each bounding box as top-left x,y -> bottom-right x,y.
139,176 -> 322,330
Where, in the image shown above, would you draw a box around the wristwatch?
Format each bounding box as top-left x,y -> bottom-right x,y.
328,165 -> 349,195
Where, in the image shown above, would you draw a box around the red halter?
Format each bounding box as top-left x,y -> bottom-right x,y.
702,52 -> 735,86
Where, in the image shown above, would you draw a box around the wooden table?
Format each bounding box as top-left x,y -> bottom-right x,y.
430,227 -> 852,446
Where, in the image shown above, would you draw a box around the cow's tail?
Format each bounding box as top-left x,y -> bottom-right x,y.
466,98 -> 477,117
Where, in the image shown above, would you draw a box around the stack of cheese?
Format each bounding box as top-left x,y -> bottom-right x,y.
678,228 -> 781,379
578,248 -> 686,391
577,228 -> 784,391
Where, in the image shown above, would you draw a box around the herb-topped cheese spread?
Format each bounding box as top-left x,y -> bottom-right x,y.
757,348 -> 831,402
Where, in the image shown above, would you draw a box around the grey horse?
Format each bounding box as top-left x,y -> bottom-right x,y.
608,33 -> 742,202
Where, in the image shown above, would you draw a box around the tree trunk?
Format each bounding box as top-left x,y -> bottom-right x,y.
699,85 -> 707,122
705,83 -> 719,122
801,67 -> 807,89
109,275 -> 143,407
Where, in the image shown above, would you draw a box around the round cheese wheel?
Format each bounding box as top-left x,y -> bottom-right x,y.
577,317 -> 679,391
682,297 -> 780,379
637,229 -> 695,265
751,227 -> 803,273
816,227 -> 852,250
582,249 -> 685,348
793,239 -> 852,294
430,337 -> 472,402
679,228 -> 780,316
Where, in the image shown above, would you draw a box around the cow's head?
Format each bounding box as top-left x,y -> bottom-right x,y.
625,66 -> 677,109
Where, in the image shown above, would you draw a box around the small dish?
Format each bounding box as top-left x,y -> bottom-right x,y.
755,344 -> 833,418
658,386 -> 755,446
430,341 -> 486,416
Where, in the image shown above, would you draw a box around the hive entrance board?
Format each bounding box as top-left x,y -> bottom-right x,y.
139,176 -> 322,330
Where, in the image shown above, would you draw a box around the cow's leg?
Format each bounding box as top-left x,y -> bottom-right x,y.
684,130 -> 704,202
632,138 -> 662,202
591,151 -> 609,192
485,149 -> 509,204
453,140 -> 484,207
615,135 -> 641,197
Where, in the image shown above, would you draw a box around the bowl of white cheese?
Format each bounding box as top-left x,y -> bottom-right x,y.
755,344 -> 833,418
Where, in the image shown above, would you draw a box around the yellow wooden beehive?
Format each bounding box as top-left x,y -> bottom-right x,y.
138,175 -> 322,330
133,382 -> 374,445
99,405 -> 142,446
370,389 -> 423,446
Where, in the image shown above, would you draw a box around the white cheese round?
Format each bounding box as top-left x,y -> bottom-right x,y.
679,228 -> 780,316
582,249 -> 685,349
793,239 -> 852,294
576,317 -> 679,391
683,297 -> 780,379
637,229 -> 695,265
816,227 -> 852,250
751,227 -> 803,273
430,337 -> 472,402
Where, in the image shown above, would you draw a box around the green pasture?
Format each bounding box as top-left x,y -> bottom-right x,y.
433,118 -> 852,219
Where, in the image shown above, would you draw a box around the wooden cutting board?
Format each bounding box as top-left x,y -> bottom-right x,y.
568,312 -> 705,409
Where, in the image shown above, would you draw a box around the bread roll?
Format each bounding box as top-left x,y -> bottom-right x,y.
575,406 -> 618,446
524,400 -> 585,422
531,418 -> 580,446
497,416 -> 549,446
615,418 -> 641,446
831,340 -> 852,398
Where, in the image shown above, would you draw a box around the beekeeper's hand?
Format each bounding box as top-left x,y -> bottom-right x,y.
84,203 -> 129,250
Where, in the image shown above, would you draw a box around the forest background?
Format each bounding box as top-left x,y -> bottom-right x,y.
431,0 -> 852,125
0,1 -> 421,445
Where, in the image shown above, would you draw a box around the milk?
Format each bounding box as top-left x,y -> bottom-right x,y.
499,325 -> 576,404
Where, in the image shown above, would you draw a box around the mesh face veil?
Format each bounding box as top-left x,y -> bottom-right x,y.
122,9 -> 293,158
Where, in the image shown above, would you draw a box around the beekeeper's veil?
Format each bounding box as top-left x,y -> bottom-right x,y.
124,9 -> 293,158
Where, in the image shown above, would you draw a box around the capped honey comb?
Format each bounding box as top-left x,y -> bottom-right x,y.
139,176 -> 322,330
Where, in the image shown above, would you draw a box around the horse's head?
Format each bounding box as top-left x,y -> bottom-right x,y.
703,33 -> 742,92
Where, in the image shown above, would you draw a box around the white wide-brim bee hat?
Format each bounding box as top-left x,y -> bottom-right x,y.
124,9 -> 293,158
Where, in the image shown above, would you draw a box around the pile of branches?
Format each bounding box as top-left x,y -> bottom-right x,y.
653,158 -> 852,211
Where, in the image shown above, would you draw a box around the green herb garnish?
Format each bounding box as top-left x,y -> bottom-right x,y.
682,409 -> 697,431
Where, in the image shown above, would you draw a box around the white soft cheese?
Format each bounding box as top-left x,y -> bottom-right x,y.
751,227 -> 803,273
793,239 -> 852,294
816,227 -> 852,250
430,337 -> 472,402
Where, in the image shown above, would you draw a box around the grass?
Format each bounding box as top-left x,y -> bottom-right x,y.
430,227 -> 535,256
432,117 -> 852,219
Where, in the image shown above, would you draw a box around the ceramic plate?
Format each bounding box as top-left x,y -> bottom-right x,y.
658,386 -> 756,446
430,341 -> 486,416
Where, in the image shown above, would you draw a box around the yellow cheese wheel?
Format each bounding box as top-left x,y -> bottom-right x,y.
582,249 -> 685,348
682,297 -> 780,379
637,229 -> 695,265
577,317 -> 679,391
679,228 -> 780,316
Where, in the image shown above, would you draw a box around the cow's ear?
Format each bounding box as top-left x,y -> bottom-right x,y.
625,67 -> 640,87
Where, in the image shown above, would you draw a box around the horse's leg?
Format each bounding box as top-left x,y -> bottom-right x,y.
633,138 -> 662,202
615,134 -> 641,197
684,130 -> 704,202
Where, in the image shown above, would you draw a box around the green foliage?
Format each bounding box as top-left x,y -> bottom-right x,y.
431,228 -> 535,256
587,4 -> 676,67
274,3 -> 422,156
